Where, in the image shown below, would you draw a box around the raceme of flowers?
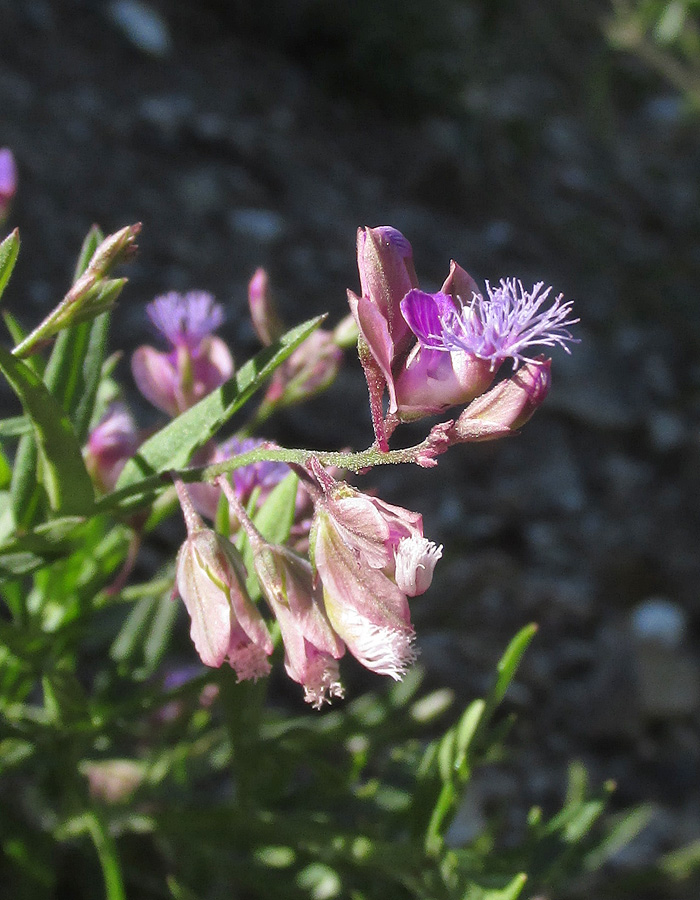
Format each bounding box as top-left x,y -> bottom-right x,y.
82,226 -> 577,706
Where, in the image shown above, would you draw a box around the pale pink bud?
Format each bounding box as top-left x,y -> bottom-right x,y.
394,535 -> 443,597
248,267 -> 285,346
453,357 -> 551,442
84,403 -> 140,493
266,330 -> 342,407
174,481 -> 272,679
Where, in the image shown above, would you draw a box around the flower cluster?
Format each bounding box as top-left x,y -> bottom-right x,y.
80,227 -> 576,708
173,463 -> 441,707
349,226 -> 578,449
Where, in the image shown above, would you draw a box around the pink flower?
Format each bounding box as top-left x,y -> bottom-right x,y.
308,460 -> 441,679
0,148 -> 17,222
132,292 -> 234,416
173,480 -> 272,680
84,403 -> 140,493
218,477 -> 345,707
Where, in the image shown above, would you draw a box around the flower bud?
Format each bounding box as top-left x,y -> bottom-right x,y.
84,402 -> 140,493
248,267 -> 285,346
453,357 -> 552,442
174,481 -> 272,679
0,148 -> 17,224
356,226 -> 417,355
217,477 -> 344,707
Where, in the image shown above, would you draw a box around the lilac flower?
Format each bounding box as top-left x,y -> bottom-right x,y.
84,403 -> 140,493
308,460 -> 441,679
401,280 -> 578,370
0,148 -> 17,221
132,291 -> 234,416
147,291 -> 224,349
218,477 -> 345,708
248,267 -> 284,347
173,480 -> 273,680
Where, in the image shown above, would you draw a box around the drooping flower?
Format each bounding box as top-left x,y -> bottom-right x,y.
173,480 -> 273,680
132,291 -> 234,416
401,280 -> 578,370
218,477 -> 345,708
308,459 -> 441,679
84,402 -> 140,493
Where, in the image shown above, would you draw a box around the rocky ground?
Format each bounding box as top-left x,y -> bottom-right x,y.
2,1 -> 700,896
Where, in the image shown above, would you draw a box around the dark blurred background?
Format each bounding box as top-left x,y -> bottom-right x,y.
2,0 -> 700,895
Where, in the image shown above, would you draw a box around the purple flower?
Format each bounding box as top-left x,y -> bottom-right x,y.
0,148 -> 17,220
132,291 -> 234,416
147,291 -> 225,350
401,280 -> 578,370
84,403 -> 140,493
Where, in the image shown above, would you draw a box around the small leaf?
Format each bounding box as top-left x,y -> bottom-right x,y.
491,623 -> 537,706
108,315 -> 325,513
0,345 -> 94,515
0,229 -> 19,303
479,873 -> 528,900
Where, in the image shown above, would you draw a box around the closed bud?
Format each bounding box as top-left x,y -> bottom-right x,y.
248,267 -> 285,346
453,357 -> 552,442
174,480 -> 272,680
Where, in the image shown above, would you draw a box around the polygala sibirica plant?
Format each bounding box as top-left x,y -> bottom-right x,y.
117,225 -> 576,706
2,201 -> 642,900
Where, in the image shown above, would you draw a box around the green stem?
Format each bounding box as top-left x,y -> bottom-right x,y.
95,437 -> 440,515
83,810 -> 127,900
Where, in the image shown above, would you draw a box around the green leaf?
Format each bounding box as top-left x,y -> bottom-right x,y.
0,345 -> 94,515
253,472 -> 298,544
0,229 -> 19,304
0,415 -> 30,437
491,623 -> 538,706
477,873 -> 528,900
10,432 -> 43,529
108,315 -> 325,513
73,224 -> 104,282
0,444 -> 11,489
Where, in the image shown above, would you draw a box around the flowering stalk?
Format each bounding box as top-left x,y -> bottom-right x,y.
218,477 -> 345,707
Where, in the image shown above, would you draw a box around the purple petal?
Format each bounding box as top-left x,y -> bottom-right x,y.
147,291 -> 224,349
400,290 -> 453,349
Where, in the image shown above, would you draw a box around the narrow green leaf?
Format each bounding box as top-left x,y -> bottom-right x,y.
72,312 -> 111,442
109,315 -> 325,513
491,623 -> 538,706
454,698 -> 486,770
0,229 -> 19,303
10,433 -> 43,529
73,225 -> 104,282
0,345 -> 94,515
0,445 -> 11,489
0,415 -> 30,437
253,472 -> 298,545
479,873 -> 528,900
